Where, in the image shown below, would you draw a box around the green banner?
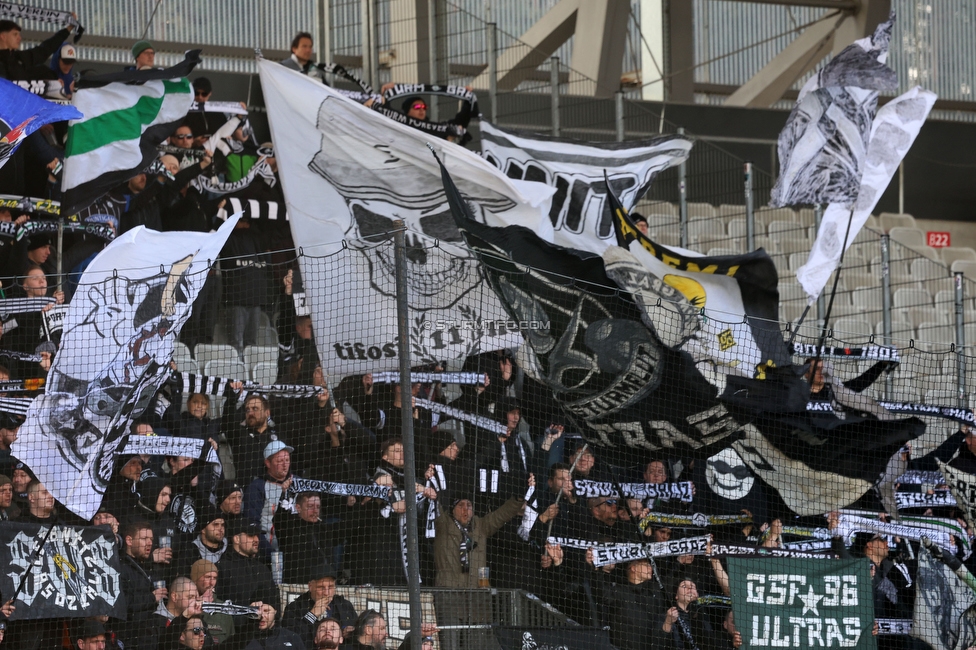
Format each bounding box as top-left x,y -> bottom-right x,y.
729,557 -> 876,650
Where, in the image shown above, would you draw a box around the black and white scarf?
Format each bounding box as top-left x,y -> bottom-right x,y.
0,218 -> 115,242
792,342 -> 900,362
218,197 -> 287,222
120,436 -> 220,464
189,159 -> 276,196
877,401 -> 974,425
317,62 -> 376,97
587,536 -> 712,568
371,372 -> 486,385
897,470 -> 943,485
380,489 -> 426,584
0,194 -> 60,217
202,602 -> 260,618
0,350 -> 42,363
382,83 -> 477,107
674,609 -> 700,650
414,398 -> 507,435
0,297 -> 55,314
369,104 -> 466,139
637,512 -> 752,533
453,516 -> 475,573
896,490 -> 955,509
0,379 -> 44,393
0,2 -> 83,37
708,543 -> 830,559
179,372 -> 324,401
574,480 -> 694,503
0,396 -> 32,417
288,477 -> 391,500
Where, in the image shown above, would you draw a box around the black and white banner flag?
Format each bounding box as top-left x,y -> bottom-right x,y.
289,477 -> 391,500
0,297 -> 55,314
0,2 -> 82,32
224,197 -> 286,222
12,218 -> 238,519
637,512 -> 752,532
791,343 -> 900,362
573,479 -> 693,503
0,522 -> 125,620
480,121 -> 692,254
258,60 -> 539,377
899,470 -> 944,485
835,514 -> 955,554
709,544 -> 828,559
912,545 -> 976,650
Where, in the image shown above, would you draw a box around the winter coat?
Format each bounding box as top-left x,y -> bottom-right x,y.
433,496 -> 522,588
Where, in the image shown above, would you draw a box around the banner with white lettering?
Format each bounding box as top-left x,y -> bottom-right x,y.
573,479 -> 693,503
0,522 -> 126,620
729,557 -> 875,650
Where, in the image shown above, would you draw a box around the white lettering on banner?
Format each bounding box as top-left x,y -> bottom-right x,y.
745,575 -> 858,607
751,616 -> 862,648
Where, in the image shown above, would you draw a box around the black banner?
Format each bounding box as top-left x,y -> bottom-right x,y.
494,627 -> 616,650
0,522 -> 127,619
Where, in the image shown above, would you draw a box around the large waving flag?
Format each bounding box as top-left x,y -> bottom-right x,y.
0,78 -> 81,170
604,181 -> 788,393
61,51 -> 201,216
258,57 -> 552,378
437,151 -> 924,516
770,12 -> 897,208
480,121 -> 692,251
12,216 -> 239,519
795,87 -> 936,302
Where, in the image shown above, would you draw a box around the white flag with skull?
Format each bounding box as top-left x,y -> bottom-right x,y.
12,217 -> 240,519
258,59 -> 553,378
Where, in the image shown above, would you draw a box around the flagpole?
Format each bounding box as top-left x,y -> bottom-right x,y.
813,209 -> 857,366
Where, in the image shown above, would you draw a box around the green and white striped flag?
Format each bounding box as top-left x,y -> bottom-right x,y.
61,52 -> 200,216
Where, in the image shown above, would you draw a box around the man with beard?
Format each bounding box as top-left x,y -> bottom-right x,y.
312,618 -> 343,650
351,611 -> 388,650
189,560 -> 234,643
282,563 -> 358,648
225,394 -> 287,484
176,506 -> 226,575
216,479 -> 244,524
118,520 -> 167,650
244,602 -> 305,650
244,441 -> 294,555
216,519 -> 279,608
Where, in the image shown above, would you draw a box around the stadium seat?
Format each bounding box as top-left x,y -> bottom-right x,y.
689,219 -> 725,243
194,343 -> 240,368
755,207 -> 795,227
204,359 -> 248,380
251,361 -> 278,386
768,220 -> 807,237
706,246 -> 739,257
853,287 -> 884,311
893,287 -> 932,309
727,218 -> 766,238
831,317 -> 873,342
951,260 -> 976,278
915,323 -> 955,352
911,258 -> 949,282
244,345 -> 278,372
172,343 -> 198,374
924,389 -> 961,405
879,212 -> 917,231
717,204 -> 746,219
796,208 -> 816,227
888,227 -> 926,249
687,203 -> 715,219
646,214 -> 678,228
637,201 -> 678,217
941,247 -> 976,266
772,237 -> 810,255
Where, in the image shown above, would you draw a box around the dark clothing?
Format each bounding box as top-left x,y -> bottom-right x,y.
216,548 -> 279,608
273,508 -> 337,584
949,444 -> 976,474
117,553 -> 160,650
243,624 -> 306,650
281,592 -> 358,649
224,417 -> 284,486
661,607 -> 723,650
0,28 -> 71,80
605,580 -> 665,650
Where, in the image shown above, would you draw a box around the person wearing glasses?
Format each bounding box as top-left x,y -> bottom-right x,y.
168,125 -> 195,150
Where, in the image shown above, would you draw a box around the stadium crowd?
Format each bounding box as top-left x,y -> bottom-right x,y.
1,15 -> 975,650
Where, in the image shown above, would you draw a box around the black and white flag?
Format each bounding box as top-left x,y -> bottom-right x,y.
770,12 -> 897,208
912,544 -> 976,650
573,479 -> 693,503
940,460 -> 976,533
12,218 -> 239,519
258,60 -> 546,377
0,522 -> 126,620
480,121 -> 692,253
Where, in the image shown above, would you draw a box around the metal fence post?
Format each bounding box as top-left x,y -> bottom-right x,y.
955,271 -> 967,407
881,234 -> 893,399
427,0 -> 440,121
487,22 -> 497,124
550,56 -> 560,137
744,161 -> 754,253
360,0 -> 378,90
392,220 -> 424,647
316,0 -> 331,69
615,90 -> 624,142
814,205 -> 825,323
678,127 -> 687,248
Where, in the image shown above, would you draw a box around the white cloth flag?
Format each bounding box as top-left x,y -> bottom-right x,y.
12,217 -> 240,519
480,121 -> 692,253
258,59 -> 552,378
796,87 -> 936,302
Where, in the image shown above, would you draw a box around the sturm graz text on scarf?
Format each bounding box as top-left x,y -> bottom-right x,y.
288,477 -> 391,500
573,479 -> 693,502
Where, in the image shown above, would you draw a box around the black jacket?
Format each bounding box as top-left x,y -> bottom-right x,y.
605,580 -> 665,650
216,548 -> 279,608
273,509 -> 337,584
243,624 -> 306,650
117,553 -> 160,650
0,28 -> 71,80
281,591 -> 357,649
